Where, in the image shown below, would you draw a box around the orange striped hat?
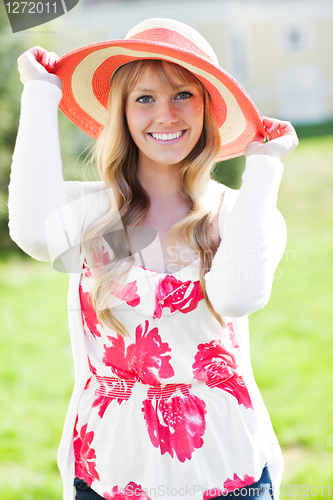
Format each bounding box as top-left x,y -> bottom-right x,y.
54,18 -> 265,161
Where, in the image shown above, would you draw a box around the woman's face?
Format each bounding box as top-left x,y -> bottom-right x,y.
125,63 -> 204,168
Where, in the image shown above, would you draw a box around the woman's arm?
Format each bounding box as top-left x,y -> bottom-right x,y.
8,79 -> 64,261
205,118 -> 298,317
8,47 -> 78,261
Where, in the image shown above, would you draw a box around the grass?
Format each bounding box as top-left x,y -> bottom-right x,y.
250,135 -> 333,491
0,259 -> 70,499
1,134 -> 333,498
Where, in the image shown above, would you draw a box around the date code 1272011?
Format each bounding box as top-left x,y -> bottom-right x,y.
280,485 -> 331,496
5,2 -> 58,14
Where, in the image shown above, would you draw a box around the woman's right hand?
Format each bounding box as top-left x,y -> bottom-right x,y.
17,46 -> 62,89
245,117 -> 298,161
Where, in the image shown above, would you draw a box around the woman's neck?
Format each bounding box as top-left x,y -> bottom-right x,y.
137,158 -> 183,203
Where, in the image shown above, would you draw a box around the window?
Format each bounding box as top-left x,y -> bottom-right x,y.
280,23 -> 313,53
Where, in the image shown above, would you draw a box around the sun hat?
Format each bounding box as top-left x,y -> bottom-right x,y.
54,18 -> 265,161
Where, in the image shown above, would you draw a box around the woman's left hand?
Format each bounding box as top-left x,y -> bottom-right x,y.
245,116 -> 299,160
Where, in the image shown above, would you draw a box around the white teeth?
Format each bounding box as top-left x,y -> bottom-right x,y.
151,131 -> 183,141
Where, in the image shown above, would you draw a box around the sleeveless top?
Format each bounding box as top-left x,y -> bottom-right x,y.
74,242 -> 267,500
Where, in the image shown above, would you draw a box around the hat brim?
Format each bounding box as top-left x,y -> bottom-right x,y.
54,39 -> 265,161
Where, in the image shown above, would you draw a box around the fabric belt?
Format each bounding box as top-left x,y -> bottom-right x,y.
94,374 -> 229,400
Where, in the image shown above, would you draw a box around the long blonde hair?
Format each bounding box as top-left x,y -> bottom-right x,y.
83,59 -> 225,335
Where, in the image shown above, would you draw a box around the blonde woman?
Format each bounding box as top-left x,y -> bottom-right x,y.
9,18 -> 298,500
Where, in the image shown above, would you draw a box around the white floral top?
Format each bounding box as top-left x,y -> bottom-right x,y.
74,249 -> 267,500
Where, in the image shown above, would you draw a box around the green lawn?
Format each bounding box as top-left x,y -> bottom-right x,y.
250,135 -> 333,491
0,259 -> 70,499
1,134 -> 332,499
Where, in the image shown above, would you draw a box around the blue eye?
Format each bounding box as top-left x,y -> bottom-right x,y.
176,91 -> 193,100
137,95 -> 153,104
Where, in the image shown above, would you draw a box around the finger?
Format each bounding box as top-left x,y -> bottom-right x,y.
279,121 -> 296,136
251,134 -> 265,144
262,116 -> 275,132
262,116 -> 274,127
41,51 -> 50,67
272,124 -> 297,143
46,55 -> 53,69
267,121 -> 286,134
263,117 -> 279,140
20,46 -> 49,68
49,53 -> 60,71
263,117 -> 293,134
266,128 -> 283,141
30,46 -> 46,63
48,52 -> 59,67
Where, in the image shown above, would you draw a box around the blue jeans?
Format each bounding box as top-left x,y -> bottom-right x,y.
74,465 -> 274,499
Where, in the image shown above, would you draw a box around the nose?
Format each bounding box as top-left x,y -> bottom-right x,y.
155,98 -> 178,125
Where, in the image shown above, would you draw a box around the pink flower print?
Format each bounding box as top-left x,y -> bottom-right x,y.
142,385 -> 207,462
103,482 -> 151,500
84,376 -> 92,391
79,285 -> 102,338
228,321 -> 239,349
73,417 -> 100,487
192,340 -> 253,409
88,356 -> 98,375
83,260 -> 93,279
92,395 -> 112,418
203,472 -> 256,499
93,245 -> 112,267
84,357 -> 97,391
153,275 -> 204,319
111,280 -> 140,307
193,340 -> 237,383
92,378 -> 134,418
103,320 -> 174,385
220,376 -> 253,409
83,246 -> 112,278
224,472 -> 256,492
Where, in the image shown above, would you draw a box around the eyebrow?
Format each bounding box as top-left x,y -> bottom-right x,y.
132,84 -> 191,93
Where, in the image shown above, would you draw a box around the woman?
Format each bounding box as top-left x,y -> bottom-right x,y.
9,18 -> 298,500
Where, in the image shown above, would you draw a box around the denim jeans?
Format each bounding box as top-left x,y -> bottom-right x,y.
74,465 -> 274,500
74,477 -> 105,500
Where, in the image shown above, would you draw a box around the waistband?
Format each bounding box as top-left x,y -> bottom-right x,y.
93,374 -> 229,400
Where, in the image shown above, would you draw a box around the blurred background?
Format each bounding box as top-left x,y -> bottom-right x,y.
0,0 -> 332,498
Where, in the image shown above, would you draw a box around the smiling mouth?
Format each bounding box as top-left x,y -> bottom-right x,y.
149,130 -> 186,141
